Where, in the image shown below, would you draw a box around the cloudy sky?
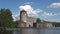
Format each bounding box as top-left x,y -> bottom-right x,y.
0,0 -> 60,22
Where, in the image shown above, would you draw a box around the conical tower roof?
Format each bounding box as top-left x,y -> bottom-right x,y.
20,10 -> 27,14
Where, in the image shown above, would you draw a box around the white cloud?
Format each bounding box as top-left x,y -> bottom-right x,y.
47,3 -> 60,8
42,12 -> 58,18
12,15 -> 16,21
24,2 -> 33,5
19,5 -> 42,17
12,12 -> 20,21
20,5 -> 33,11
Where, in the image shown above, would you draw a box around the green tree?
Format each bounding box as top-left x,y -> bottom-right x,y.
0,9 -> 15,28
36,18 -> 41,23
14,20 -> 19,28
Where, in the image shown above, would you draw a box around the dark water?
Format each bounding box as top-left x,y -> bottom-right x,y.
13,27 -> 60,34
39,27 -> 60,34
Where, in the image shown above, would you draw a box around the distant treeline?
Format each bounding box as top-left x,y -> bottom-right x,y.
53,23 -> 60,27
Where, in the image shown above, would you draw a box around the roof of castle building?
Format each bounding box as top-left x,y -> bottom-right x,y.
20,10 -> 27,14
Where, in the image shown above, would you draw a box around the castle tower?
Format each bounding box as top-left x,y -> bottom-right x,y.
19,10 -> 36,27
20,10 -> 27,22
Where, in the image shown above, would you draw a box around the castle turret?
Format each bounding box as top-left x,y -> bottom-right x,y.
20,10 -> 27,22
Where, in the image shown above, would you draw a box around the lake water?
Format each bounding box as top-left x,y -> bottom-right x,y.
13,27 -> 60,34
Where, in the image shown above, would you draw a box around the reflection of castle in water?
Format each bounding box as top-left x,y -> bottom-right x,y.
18,10 -> 53,28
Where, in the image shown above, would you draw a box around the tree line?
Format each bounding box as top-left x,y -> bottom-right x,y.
0,9 -> 18,34
0,9 -> 18,28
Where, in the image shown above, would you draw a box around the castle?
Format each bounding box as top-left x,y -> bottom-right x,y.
18,10 -> 53,28
18,10 -> 36,27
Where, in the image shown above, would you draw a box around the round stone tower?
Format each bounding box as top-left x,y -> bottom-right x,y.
20,10 -> 27,22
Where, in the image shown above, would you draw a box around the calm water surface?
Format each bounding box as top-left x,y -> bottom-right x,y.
13,27 -> 60,34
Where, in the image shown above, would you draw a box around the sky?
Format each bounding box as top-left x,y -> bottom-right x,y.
0,0 -> 60,22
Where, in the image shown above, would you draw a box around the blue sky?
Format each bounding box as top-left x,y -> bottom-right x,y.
0,0 -> 60,22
